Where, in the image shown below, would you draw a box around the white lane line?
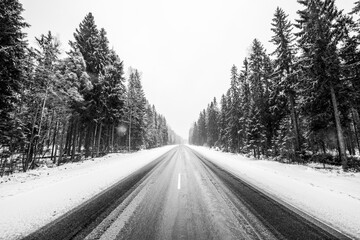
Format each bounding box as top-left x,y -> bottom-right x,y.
177,173 -> 181,190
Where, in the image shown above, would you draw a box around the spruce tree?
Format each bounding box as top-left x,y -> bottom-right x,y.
238,58 -> 251,153
127,68 -> 146,149
247,39 -> 269,156
270,7 -> 302,160
102,50 -> 126,124
296,0 -> 348,169
190,122 -> 199,145
72,12 -> 100,74
97,28 -> 111,73
218,94 -> 229,149
197,110 -> 207,146
0,0 -> 29,145
227,65 -> 242,152
206,98 -> 220,148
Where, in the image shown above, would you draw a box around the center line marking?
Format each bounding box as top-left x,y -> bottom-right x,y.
177,173 -> 181,190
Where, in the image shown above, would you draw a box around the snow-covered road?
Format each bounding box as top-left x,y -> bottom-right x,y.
21,145 -> 350,239
0,145 -> 175,240
189,145 -> 360,239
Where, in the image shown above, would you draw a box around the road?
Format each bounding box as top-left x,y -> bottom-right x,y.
23,145 -> 351,240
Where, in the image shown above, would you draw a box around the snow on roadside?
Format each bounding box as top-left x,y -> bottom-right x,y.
0,145 -> 175,240
188,145 -> 360,239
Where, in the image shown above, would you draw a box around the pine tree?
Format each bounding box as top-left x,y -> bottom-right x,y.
228,65 -> 242,152
144,103 -> 156,148
339,11 -> 360,154
97,28 -> 111,73
206,98 -> 220,148
127,68 -> 146,149
270,7 -> 302,160
247,103 -> 266,158
227,65 -> 242,152
224,90 -> 233,151
158,115 -> 168,145
189,122 -> 199,145
102,50 -> 126,124
247,39 -> 270,156
22,31 -> 63,169
295,0 -> 349,169
238,58 -> 251,153
0,0 -> 29,146
218,94 -> 229,149
197,110 -> 207,146
72,13 -> 100,74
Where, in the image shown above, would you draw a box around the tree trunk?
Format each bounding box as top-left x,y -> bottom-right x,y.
64,121 -> 73,156
71,118 -> 78,161
111,124 -> 115,152
330,84 -> 347,170
84,123 -> 92,158
78,124 -> 83,155
129,116 -> 132,152
91,123 -> 98,158
107,125 -> 111,153
351,108 -> 360,154
288,92 -> 301,161
26,104 -> 40,171
47,110 -> 55,149
51,121 -> 58,164
97,123 -> 102,157
57,120 -> 68,166
53,124 -> 59,165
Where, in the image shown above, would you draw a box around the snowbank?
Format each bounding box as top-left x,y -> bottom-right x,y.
0,145 -> 175,240
188,145 -> 360,239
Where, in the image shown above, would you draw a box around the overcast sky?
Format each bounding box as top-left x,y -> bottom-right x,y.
20,0 -> 354,139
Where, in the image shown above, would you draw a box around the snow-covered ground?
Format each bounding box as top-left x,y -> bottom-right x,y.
0,145 -> 175,240
188,145 -> 360,239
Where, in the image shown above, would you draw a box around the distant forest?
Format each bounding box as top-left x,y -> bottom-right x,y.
189,0 -> 360,171
0,1 -> 182,175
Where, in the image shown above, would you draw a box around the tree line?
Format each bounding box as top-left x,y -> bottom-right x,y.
189,0 -> 360,171
0,1 -> 181,175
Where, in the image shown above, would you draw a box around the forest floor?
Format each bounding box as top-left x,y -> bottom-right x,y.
1,144 -> 360,239
189,145 -> 360,239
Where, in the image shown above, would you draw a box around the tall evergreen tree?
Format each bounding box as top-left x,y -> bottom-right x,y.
238,58 -> 251,152
0,0 -> 29,146
206,98 -> 220,148
218,94 -> 229,149
72,12 -> 100,74
247,39 -> 269,156
295,0 -> 349,169
227,65 -> 242,152
270,7 -> 302,160
197,110 -> 207,146
127,68 -> 146,149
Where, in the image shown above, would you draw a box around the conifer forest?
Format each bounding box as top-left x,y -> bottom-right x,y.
0,1 -> 182,176
189,0 -> 360,171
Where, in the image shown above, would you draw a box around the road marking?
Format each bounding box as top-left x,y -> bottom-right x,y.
177,173 -> 181,190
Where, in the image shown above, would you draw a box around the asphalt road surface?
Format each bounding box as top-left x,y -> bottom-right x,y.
23,145 -> 352,240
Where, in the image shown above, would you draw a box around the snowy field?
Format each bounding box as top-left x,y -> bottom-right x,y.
0,145 -> 175,240
188,145 -> 360,239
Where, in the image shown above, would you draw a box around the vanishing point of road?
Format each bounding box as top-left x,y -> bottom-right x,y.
23,145 -> 352,240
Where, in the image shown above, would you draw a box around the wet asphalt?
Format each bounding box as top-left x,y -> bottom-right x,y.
22,145 -> 352,240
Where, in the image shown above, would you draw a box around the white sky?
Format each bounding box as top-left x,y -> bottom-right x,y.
20,0 -> 354,139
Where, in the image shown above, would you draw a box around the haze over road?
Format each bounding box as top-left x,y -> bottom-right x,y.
24,146 -> 351,240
